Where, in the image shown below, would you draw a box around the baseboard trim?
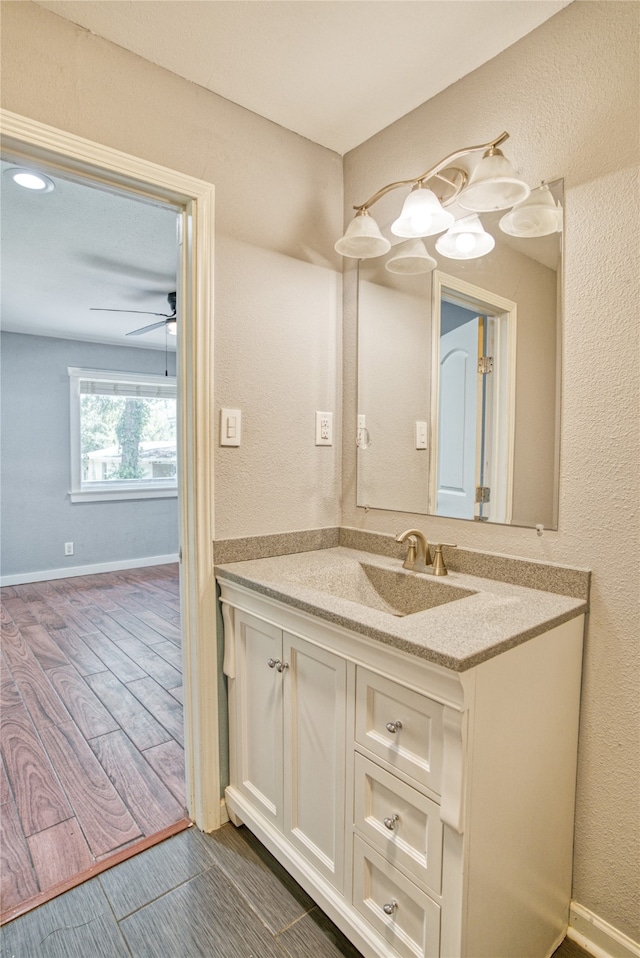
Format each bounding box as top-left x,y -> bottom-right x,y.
0,554 -> 179,587
569,902 -> 640,958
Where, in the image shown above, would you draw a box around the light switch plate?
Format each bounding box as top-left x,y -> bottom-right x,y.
220,408 -> 241,446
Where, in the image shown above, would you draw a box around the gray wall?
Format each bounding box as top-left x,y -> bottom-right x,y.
1,331 -> 178,579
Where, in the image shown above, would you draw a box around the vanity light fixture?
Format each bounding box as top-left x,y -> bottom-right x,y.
335,131 -> 532,261
499,183 -> 563,237
457,144 -> 530,212
5,166 -> 55,193
334,209 -> 391,257
391,185 -> 454,238
385,238 -> 437,274
435,214 -> 495,260
166,318 -> 177,335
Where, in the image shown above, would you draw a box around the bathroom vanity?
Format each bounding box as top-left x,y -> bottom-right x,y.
216,546 -> 587,958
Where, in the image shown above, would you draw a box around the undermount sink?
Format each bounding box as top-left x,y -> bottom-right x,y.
299,560 -> 476,617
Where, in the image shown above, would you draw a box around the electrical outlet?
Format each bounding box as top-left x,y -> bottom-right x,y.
64,542 -> 74,556
315,411 -> 333,446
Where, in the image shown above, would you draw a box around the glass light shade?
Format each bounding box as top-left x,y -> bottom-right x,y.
385,239 -> 437,274
499,185 -> 562,237
391,186 -> 454,238
458,148 -> 530,212
435,214 -> 495,260
335,210 -> 391,258
167,319 -> 177,335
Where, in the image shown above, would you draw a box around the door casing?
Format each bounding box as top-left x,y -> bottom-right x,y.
0,109 -> 221,831
431,271 -> 517,525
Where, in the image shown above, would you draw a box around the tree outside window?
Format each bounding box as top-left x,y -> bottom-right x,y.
69,368 -> 177,502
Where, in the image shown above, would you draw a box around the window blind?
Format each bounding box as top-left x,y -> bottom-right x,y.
79,379 -> 176,400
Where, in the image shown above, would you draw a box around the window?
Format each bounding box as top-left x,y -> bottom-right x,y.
69,367 -> 177,502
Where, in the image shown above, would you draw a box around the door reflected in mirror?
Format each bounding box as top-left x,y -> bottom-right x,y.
357,179 -> 562,529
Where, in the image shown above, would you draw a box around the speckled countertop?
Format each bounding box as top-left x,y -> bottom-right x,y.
215,547 -> 588,672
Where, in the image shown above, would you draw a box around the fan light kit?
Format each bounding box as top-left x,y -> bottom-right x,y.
90,291 -> 177,337
335,132 -> 562,274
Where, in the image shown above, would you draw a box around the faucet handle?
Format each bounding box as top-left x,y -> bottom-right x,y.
401,537 -> 418,570
431,543 -> 457,576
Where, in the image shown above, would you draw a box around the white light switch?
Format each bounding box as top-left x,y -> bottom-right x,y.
220,408 -> 241,446
315,411 -> 333,446
415,420 -> 428,449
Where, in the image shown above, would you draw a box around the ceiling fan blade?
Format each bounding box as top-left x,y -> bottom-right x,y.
126,320 -> 168,336
91,308 -> 170,317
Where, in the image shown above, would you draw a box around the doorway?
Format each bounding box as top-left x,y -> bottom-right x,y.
0,110 -> 220,919
430,271 -> 517,524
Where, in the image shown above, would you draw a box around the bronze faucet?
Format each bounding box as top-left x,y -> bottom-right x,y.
395,529 -> 432,573
396,530 -> 457,576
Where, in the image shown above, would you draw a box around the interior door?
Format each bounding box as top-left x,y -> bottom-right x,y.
436,303 -> 480,519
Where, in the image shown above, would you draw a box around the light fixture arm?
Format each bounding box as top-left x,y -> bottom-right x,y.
353,131 -> 510,212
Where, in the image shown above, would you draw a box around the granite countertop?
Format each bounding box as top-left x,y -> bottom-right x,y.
215,546 -> 588,672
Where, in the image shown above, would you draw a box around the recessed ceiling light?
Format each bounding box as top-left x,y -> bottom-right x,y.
5,167 -> 55,193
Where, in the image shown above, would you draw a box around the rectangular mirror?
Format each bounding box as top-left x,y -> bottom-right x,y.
357,179 -> 562,528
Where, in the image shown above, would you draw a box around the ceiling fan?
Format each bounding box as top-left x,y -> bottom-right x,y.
91,291 -> 177,336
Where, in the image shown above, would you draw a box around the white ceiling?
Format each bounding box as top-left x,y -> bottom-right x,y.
2,1 -> 571,350
1,161 -> 180,350
34,0 -> 570,155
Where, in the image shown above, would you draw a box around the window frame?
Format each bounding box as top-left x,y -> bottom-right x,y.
68,366 -> 178,503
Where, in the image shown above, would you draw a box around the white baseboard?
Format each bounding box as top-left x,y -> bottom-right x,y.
0,553 -> 179,587
569,902 -> 640,958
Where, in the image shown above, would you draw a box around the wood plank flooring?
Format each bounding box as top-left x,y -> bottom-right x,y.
0,565 -> 187,921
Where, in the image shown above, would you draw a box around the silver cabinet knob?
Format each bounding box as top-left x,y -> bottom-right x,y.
385,720 -> 403,734
267,658 -> 280,669
382,899 -> 398,916
383,814 -> 399,831
275,661 -> 289,672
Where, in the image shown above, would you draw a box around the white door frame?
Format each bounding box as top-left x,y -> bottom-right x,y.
431,271 -> 517,524
0,109 -> 221,831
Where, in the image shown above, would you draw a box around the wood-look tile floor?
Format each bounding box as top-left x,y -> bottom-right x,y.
0,824 -> 592,958
0,565 -> 187,921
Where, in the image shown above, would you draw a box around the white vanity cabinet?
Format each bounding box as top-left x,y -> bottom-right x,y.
226,607 -> 347,891
219,578 -> 584,958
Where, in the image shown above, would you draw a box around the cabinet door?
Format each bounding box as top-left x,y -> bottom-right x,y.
234,611 -> 283,828
283,632 -> 347,891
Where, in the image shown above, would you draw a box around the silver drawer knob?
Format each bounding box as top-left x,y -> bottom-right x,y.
383,814 -> 399,831
385,720 -> 403,734
275,660 -> 289,672
382,899 -> 398,916
267,658 -> 280,669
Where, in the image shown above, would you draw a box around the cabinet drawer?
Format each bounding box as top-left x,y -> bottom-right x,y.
353,835 -> 440,958
355,668 -> 443,793
354,753 -> 443,895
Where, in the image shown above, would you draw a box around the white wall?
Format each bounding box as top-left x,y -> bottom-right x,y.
0,0 -> 343,543
341,1 -> 639,940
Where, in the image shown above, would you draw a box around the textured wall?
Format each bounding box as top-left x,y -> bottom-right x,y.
341,1 -> 639,939
2,0 -> 638,940
0,332 -> 178,576
0,0 -> 343,541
